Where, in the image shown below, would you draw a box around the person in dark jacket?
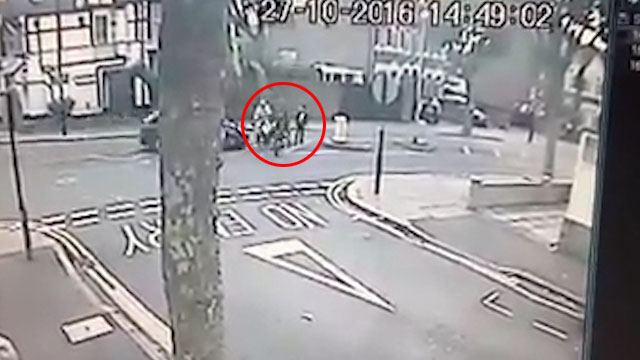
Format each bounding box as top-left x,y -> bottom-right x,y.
293,105 -> 308,145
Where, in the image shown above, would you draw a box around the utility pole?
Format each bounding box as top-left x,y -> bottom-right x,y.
158,0 -> 226,358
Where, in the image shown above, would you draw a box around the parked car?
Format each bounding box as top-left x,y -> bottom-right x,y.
139,111 -> 246,151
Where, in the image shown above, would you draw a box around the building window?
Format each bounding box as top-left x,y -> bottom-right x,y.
94,15 -> 109,44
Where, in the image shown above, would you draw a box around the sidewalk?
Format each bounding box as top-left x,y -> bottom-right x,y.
344,173 -> 587,297
0,225 -> 149,360
0,126 -> 139,145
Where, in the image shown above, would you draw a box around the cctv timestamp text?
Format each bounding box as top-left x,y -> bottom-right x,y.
256,0 -> 555,29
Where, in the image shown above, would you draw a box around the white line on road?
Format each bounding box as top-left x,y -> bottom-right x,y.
265,184 -> 293,192
105,202 -> 137,221
319,180 -> 334,188
216,196 -> 237,205
270,191 -> 296,198
70,208 -> 101,227
293,182 -> 320,190
138,197 -> 160,209
480,290 -> 514,318
41,228 -> 172,356
141,206 -> 161,215
239,193 -> 267,201
41,213 -> 67,227
237,186 -> 262,195
461,145 -> 472,155
532,320 -> 569,341
105,202 -> 136,213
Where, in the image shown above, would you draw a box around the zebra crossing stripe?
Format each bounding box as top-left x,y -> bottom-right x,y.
105,202 -> 137,221
70,208 -> 101,227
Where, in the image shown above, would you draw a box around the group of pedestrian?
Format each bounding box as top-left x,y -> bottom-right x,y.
251,99 -> 308,157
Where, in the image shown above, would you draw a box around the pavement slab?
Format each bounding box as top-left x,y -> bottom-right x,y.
0,229 -> 149,360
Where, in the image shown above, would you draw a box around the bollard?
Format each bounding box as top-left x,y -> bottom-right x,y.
374,127 -> 385,195
332,113 -> 349,143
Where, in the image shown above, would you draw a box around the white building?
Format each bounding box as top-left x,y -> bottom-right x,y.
2,0 -> 160,118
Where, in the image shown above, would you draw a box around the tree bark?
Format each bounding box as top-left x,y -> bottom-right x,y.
542,6 -> 571,178
158,0 -> 227,358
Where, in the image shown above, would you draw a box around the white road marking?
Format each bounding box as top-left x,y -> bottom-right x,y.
532,320 -> 569,341
216,208 -> 255,238
261,202 -> 327,230
142,206 -> 161,215
41,228 -> 172,354
239,193 -> 267,201
105,202 -> 137,221
122,224 -> 151,257
138,197 -> 160,209
265,184 -> 293,192
493,149 -> 501,157
301,188 -> 327,196
237,186 -> 262,195
243,238 -> 394,312
70,208 -> 100,227
319,180 -> 334,188
270,191 -> 296,198
461,145 -> 472,155
480,290 -> 514,318
138,220 -> 162,248
293,182 -> 320,190
216,196 -> 237,205
41,213 -> 67,228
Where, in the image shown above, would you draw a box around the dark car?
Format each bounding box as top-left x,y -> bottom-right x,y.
139,111 -> 246,151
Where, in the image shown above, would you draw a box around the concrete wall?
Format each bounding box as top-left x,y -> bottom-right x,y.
559,216 -> 592,263
468,176 -> 572,209
558,132 -> 598,262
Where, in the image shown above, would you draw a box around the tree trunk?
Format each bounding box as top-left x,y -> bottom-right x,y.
542,7 -> 571,178
158,0 -> 227,358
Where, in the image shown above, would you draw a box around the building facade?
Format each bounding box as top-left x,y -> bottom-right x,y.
3,0 -> 160,118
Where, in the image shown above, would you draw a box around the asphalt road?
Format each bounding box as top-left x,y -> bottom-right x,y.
0,123 -> 583,359
65,195 -> 582,360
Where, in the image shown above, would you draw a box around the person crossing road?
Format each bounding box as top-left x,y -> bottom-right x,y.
293,105 -> 308,146
272,111 -> 291,157
253,99 -> 273,147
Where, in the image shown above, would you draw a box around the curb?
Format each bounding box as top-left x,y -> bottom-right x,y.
0,132 -> 139,145
38,226 -> 171,359
324,139 -> 373,152
327,175 -> 585,320
437,131 -> 505,142
392,139 -> 437,153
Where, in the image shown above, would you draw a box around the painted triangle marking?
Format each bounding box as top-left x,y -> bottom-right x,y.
243,238 -> 394,312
